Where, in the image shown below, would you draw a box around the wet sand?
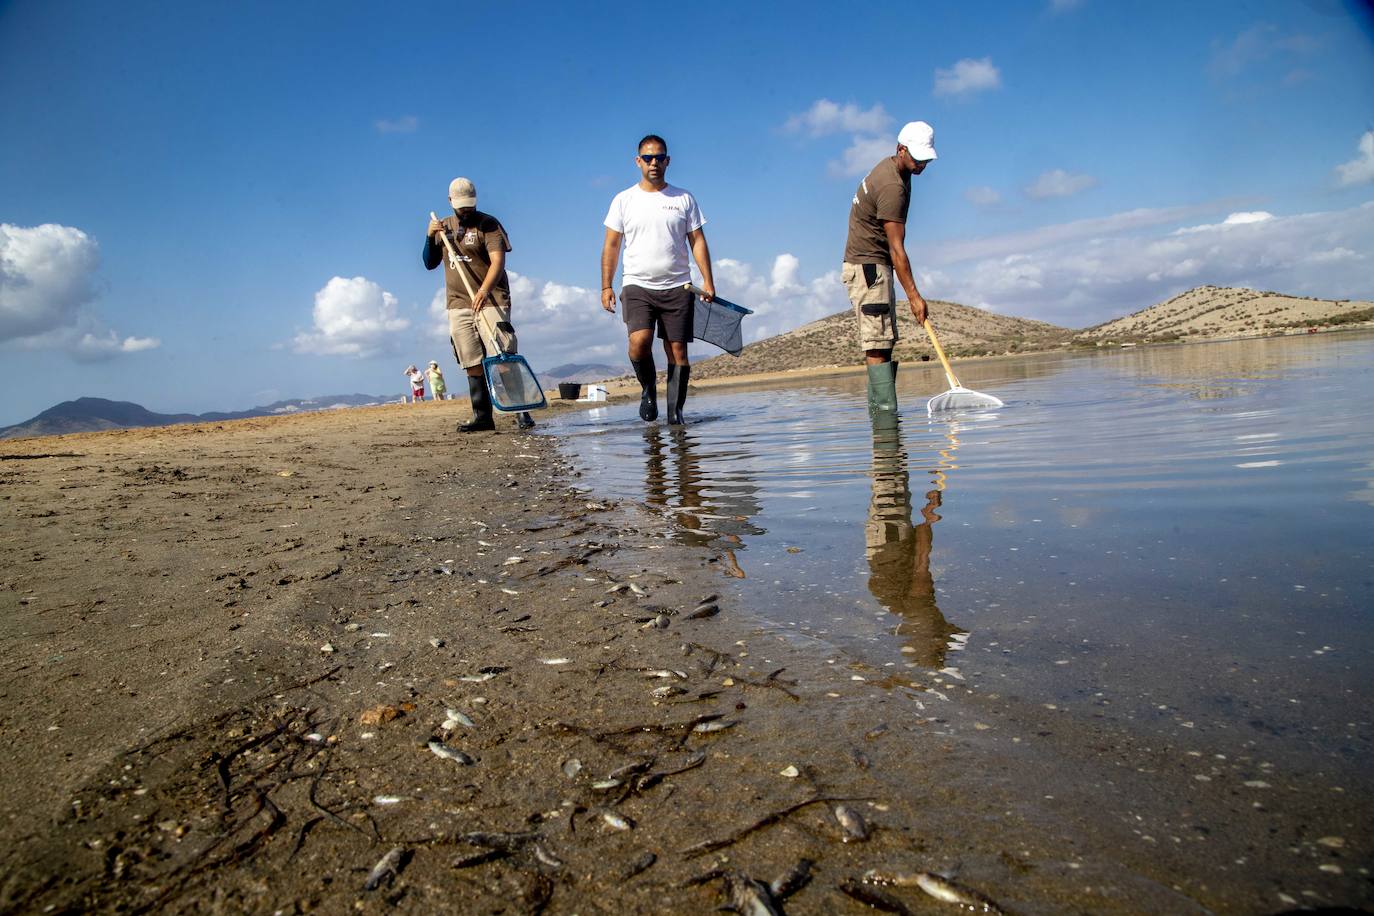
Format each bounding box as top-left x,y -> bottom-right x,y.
1,400 -> 1367,913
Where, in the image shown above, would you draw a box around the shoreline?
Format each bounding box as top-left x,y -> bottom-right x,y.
1,396 -> 1368,912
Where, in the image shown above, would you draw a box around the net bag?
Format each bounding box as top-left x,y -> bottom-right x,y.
690,288 -> 753,357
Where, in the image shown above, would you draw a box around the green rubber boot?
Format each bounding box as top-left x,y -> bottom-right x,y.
867,361 -> 898,416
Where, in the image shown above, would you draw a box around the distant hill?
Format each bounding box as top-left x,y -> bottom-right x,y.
694,298 -> 1072,380
1075,286 -> 1374,343
539,362 -> 626,388
0,394 -> 394,441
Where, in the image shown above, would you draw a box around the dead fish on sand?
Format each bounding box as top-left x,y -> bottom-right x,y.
652,684 -> 687,699
427,739 -> 474,765
862,871 -> 1005,914
643,669 -> 689,680
724,871 -> 784,916
442,709 -> 475,730
685,603 -> 720,620
622,850 -> 657,880
459,665 -> 509,683
561,758 -> 584,779
834,804 -> 870,842
364,846 -> 405,891
606,583 -> 630,594
692,720 -> 737,733
601,811 -> 634,831
768,858 -> 815,899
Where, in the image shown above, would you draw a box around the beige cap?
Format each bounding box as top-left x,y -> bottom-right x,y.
448,177 -> 477,209
897,121 -> 938,161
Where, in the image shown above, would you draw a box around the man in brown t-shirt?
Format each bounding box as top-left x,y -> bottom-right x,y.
842,120 -> 938,414
424,177 -> 533,432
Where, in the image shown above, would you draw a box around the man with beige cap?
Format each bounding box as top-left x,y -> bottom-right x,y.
842,120 -> 938,415
424,177 -> 534,432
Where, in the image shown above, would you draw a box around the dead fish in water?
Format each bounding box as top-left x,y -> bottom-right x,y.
834,804 -> 870,842
622,850 -> 657,880
911,873 -> 1004,913
532,841 -> 564,870
865,723 -> 889,740
606,583 -> 630,594
608,759 -> 654,780
643,669 -> 689,680
862,871 -> 1004,913
685,603 -> 720,620
601,811 -> 634,831
724,871 -> 784,916
693,720 -> 736,733
768,858 -> 815,899
652,684 -> 687,699
629,583 -> 650,597
848,747 -> 871,770
838,878 -> 912,914
427,740 -> 474,765
561,758 -> 583,779
364,846 -> 405,891
591,779 -> 623,790
442,709 -> 475,729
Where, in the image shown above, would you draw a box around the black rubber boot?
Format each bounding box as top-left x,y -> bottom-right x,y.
631,357 -> 658,421
459,374 -> 496,432
666,363 -> 690,426
516,412 -> 535,430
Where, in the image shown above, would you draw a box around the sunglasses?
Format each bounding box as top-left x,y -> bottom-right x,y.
638,153 -> 668,164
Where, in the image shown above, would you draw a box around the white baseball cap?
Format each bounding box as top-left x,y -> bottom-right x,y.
448,177 -> 477,209
897,121 -> 938,161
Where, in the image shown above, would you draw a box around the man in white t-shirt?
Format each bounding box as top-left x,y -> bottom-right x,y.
600,134 -> 716,425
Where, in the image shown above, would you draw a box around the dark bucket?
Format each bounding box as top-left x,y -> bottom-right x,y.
558,382 -> 582,400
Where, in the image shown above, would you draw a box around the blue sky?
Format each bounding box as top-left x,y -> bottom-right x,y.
2,0 -> 1372,424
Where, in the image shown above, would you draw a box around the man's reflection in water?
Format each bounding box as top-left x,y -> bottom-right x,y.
865,409 -> 964,668
642,424 -> 763,572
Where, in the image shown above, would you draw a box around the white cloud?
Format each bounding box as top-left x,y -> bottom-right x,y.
829,135 -> 896,177
964,186 -> 1001,207
933,58 -> 1002,99
375,115 -> 419,134
1335,130 -> 1374,187
294,276 -> 409,356
1,222 -> 161,359
70,331 -> 161,363
0,223 -> 100,341
925,201 -> 1374,327
1210,23 -> 1317,78
1174,211 -> 1275,234
1024,169 -> 1098,199
783,99 -> 891,137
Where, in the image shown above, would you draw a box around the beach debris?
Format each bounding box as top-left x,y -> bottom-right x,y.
769,858 -> 815,900
429,637 -> 445,648
779,765 -> 800,778
834,804 -> 869,842
839,878 -> 911,913
320,643 -> 335,654
651,684 -> 686,699
532,841 -> 564,870
602,811 -> 634,831
865,723 -> 889,740
427,739 -> 474,765
364,846 -> 405,891
686,603 -> 720,620
541,657 -> 572,665
500,588 -> 520,596
863,870 -> 1005,913
561,758 -> 583,779
344,622 -> 363,632
622,851 -> 657,880
503,556 -> 524,565
592,779 -> 623,790
442,709 -> 475,730
372,795 -> 404,805
359,702 -> 413,726
848,747 -> 871,771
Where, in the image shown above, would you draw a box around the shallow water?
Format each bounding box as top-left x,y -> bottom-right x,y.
547,333 -> 1374,786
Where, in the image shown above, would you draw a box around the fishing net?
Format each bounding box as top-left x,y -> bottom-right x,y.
486,354 -> 547,412
692,291 -> 753,357
926,386 -> 1004,415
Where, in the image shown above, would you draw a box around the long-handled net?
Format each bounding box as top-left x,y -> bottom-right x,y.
921,318 -> 1004,415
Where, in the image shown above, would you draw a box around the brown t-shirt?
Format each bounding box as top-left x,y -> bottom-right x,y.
438,211 -> 512,310
843,157 -> 910,265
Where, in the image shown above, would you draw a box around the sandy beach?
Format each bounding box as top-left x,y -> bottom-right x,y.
1,397 -> 1366,914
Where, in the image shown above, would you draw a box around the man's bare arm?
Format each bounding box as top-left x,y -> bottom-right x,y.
472,248 -> 505,310
687,228 -> 715,301
883,220 -> 928,325
601,228 -> 623,312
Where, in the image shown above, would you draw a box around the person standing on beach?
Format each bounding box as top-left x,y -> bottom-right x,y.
842,120 -> 938,415
426,360 -> 447,401
600,135 -> 716,426
405,364 -> 426,404
424,177 -> 535,432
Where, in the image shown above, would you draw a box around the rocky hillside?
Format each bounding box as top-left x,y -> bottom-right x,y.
1075,286 -> 1374,343
694,298 -> 1072,380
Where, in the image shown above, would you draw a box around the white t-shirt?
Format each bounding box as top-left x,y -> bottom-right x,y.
603,183 -> 706,290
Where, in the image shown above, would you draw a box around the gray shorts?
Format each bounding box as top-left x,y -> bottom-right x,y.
448,306 -> 518,370
622,285 -> 694,343
842,262 -> 898,352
